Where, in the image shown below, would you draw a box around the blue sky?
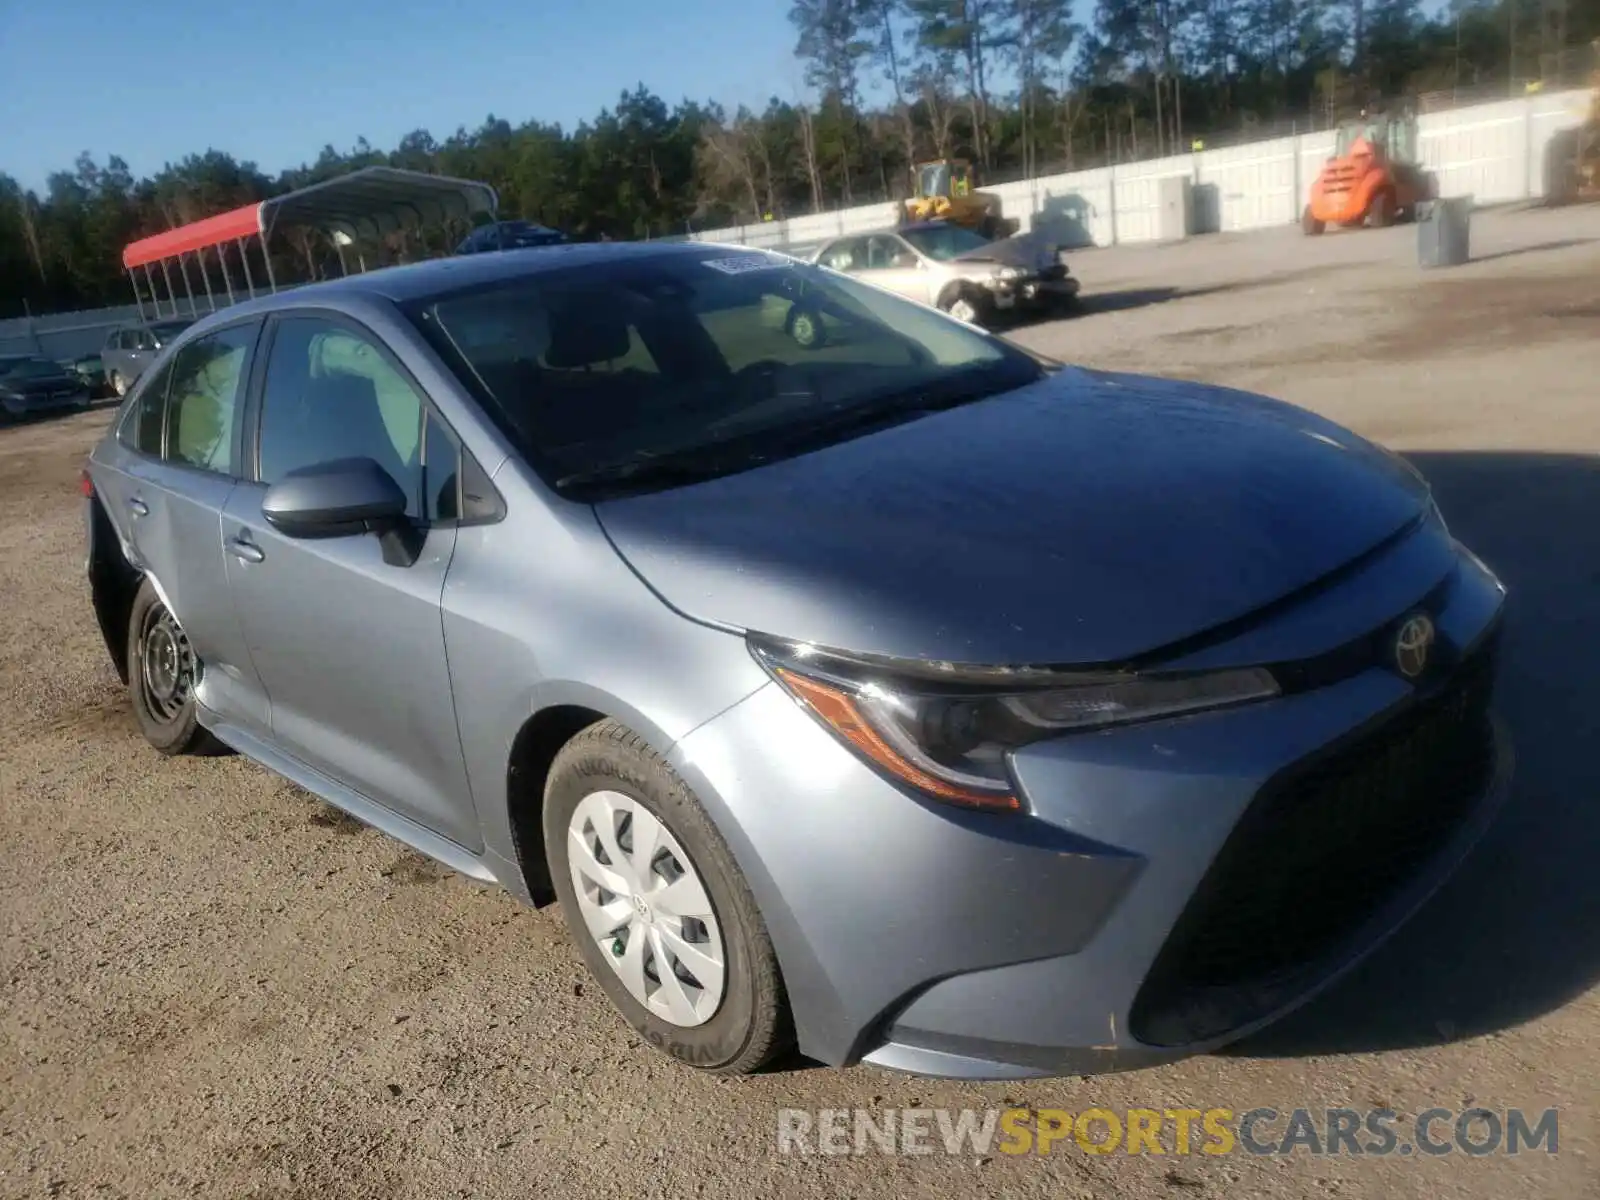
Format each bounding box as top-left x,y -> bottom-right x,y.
1,0 -> 807,191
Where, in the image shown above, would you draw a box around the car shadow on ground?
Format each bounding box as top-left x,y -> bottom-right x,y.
1468,236 -> 1598,265
1225,449 -> 1600,1059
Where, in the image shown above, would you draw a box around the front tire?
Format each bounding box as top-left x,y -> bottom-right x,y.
126,577 -> 223,756
545,721 -> 792,1075
1301,206 -> 1325,236
940,287 -> 988,327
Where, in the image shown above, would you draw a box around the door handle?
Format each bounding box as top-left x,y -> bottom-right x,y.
128,497 -> 149,517
227,536 -> 265,564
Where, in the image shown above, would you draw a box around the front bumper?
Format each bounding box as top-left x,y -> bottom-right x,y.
669,529 -> 1511,1077
986,271 -> 1080,310
1,387 -> 91,415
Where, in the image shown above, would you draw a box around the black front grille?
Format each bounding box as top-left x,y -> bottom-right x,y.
1130,639 -> 1500,1047
1038,263 -> 1068,282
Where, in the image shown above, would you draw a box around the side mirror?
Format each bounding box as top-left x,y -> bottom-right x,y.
262,457 -> 407,539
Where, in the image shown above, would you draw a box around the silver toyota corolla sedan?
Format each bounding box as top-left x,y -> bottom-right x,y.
83,241 -> 1512,1080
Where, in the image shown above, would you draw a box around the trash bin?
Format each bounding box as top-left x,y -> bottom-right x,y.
1417,195 -> 1472,268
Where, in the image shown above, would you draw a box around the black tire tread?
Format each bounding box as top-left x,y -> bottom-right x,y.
546,719 -> 793,1075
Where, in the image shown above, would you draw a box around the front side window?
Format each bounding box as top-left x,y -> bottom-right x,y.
256,317 -> 426,517
406,248 -> 1044,495
166,323 -> 255,474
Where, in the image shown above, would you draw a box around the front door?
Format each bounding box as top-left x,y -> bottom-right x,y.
853,235 -> 932,304
221,312 -> 479,849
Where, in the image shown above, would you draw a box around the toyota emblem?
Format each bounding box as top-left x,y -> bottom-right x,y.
1393,613 -> 1436,679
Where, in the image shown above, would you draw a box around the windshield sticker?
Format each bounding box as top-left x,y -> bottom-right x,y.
702,254 -> 792,275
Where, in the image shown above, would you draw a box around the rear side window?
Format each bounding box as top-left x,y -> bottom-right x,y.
166,324 -> 255,475
121,360 -> 174,456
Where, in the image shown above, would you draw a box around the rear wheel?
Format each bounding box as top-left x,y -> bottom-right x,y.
1368,190 -> 1396,228
126,578 -> 223,756
1301,206 -> 1325,236
785,305 -> 825,350
545,721 -> 792,1075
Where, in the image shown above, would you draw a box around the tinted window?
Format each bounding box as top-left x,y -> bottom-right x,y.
256,317 -> 425,517
423,409 -> 460,522
122,359 -> 174,456
166,324 -> 255,474
406,249 -> 1038,495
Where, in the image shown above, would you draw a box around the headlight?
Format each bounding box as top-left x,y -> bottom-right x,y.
749,638 -> 1279,811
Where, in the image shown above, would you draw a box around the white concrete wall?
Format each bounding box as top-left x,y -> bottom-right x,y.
686,88 -> 1592,252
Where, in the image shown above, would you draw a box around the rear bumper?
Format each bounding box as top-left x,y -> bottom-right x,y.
669,538 -> 1510,1077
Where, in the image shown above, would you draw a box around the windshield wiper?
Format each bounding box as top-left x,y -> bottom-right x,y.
556,446 -> 770,491
558,363 -> 1039,493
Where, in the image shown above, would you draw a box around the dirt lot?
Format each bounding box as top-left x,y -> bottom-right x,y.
3,205 -> 1598,1199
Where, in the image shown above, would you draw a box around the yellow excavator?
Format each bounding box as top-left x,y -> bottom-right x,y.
1544,39 -> 1600,204
899,158 -> 1019,239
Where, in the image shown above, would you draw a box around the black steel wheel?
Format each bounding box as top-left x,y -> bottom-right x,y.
126,577 -> 224,756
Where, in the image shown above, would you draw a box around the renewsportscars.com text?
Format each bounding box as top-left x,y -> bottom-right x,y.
776,1106 -> 1560,1158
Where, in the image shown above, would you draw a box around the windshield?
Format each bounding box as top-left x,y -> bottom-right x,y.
901,224 -> 995,262
0,357 -> 62,380
406,249 -> 1044,495
917,162 -> 951,197
1335,122 -> 1383,157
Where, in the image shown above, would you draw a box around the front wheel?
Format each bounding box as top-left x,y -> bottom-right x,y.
1301,206 -> 1325,236
545,721 -> 792,1075
940,289 -> 988,326
126,577 -> 224,756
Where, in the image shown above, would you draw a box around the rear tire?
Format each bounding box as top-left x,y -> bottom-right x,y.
1301,206 -> 1325,236
1368,190 -> 1396,228
544,721 -> 792,1075
784,305 -> 825,350
126,577 -> 224,756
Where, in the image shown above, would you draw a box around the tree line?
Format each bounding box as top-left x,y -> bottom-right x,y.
3,0 -> 1596,318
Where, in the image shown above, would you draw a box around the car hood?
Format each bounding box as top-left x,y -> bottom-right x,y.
949,233 -> 1060,273
594,368 -> 1431,666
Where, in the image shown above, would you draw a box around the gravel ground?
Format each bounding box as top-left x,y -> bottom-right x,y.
3,205 -> 1598,1199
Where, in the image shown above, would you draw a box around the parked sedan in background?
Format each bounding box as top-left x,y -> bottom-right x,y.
101,318 -> 195,396
61,352 -> 111,398
0,354 -> 91,419
455,219 -> 570,255
808,219 -> 1079,328
84,242 -> 1508,1082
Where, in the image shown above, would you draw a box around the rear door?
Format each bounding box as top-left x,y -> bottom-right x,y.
220,311 -> 479,848
93,318 -> 270,737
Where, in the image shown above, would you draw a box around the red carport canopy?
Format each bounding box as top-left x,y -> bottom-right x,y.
119,167 -> 498,271
122,202 -> 264,270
